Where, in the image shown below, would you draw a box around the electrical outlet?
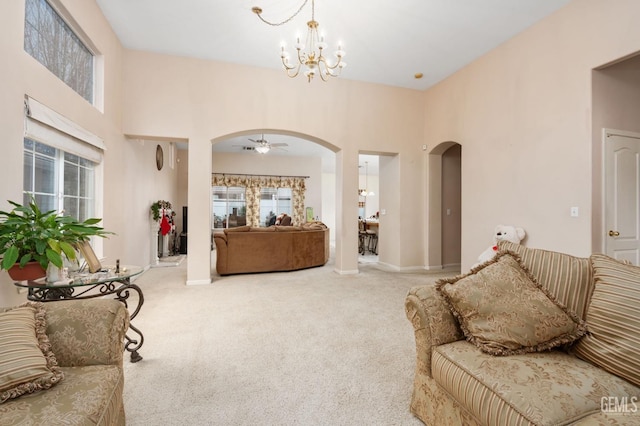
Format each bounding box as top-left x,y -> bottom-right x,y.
570,207 -> 579,217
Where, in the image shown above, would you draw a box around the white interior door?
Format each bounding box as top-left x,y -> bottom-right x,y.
604,129 -> 640,264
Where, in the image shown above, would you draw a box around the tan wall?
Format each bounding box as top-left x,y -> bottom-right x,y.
121,50 -> 427,280
0,0 -> 178,305
423,0 -> 640,269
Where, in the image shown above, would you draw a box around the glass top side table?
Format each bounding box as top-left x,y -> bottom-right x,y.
15,265 -> 145,363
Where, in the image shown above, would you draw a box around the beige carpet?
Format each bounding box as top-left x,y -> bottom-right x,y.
122,254 -> 457,425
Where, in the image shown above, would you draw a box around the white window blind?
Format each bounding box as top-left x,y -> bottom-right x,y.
24,96 -> 105,163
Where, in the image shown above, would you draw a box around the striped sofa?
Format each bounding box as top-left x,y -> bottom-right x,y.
0,299 -> 129,425
405,241 -> 640,425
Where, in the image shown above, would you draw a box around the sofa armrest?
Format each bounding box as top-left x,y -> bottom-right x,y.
44,299 -> 129,367
213,233 -> 228,275
405,284 -> 463,378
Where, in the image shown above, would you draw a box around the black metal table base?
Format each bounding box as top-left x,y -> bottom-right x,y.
26,279 -> 144,363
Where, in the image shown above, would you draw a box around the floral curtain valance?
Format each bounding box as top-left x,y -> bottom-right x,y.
211,174 -> 306,191
211,174 -> 307,226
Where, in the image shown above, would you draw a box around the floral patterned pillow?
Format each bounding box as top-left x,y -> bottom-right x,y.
0,302 -> 64,403
436,251 -> 587,356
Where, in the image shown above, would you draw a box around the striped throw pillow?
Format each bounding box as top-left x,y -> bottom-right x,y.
572,254 -> 640,386
0,302 -> 64,403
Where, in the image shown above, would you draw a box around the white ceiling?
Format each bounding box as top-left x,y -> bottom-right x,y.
96,0 -> 571,157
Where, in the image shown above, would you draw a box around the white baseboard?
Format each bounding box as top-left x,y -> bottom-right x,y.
424,264 -> 443,271
186,279 -> 212,286
335,268 -> 359,275
424,264 -> 461,273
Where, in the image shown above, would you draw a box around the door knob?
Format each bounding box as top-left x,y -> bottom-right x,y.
609,230 -> 620,237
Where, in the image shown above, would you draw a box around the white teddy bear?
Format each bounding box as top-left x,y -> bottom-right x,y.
474,225 -> 526,267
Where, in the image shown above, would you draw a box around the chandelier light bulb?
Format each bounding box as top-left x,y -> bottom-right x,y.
317,36 -> 327,50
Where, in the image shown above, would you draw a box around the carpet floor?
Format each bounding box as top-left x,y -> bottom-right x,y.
122,254 -> 457,425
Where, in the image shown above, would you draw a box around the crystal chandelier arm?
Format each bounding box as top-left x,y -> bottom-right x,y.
286,68 -> 302,79
252,0 -> 309,27
319,67 -> 330,82
280,48 -> 297,71
296,47 -> 307,67
284,60 -> 302,78
282,58 -> 297,71
317,55 -> 345,80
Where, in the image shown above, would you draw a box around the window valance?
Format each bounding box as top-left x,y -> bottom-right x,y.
211,173 -> 306,191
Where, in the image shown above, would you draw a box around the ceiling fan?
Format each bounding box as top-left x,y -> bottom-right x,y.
247,134 -> 288,154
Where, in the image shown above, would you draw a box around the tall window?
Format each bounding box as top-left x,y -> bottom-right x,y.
260,188 -> 292,226
23,139 -> 96,221
24,0 -> 94,103
212,186 -> 246,229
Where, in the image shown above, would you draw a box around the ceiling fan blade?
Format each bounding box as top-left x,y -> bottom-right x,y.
270,143 -> 288,147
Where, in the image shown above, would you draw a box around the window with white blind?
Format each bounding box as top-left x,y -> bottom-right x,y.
23,97 -> 105,224
23,139 -> 96,221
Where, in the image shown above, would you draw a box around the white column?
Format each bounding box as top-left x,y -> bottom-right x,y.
334,149 -> 360,274
186,134 -> 212,285
150,217 -> 159,265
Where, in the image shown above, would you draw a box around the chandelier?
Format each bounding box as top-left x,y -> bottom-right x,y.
360,161 -> 375,197
252,0 -> 346,82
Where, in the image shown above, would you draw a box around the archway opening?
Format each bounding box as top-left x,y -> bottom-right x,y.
427,141 -> 462,271
209,129 -> 339,275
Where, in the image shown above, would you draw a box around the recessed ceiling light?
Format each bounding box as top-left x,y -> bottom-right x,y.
414,73 -> 424,79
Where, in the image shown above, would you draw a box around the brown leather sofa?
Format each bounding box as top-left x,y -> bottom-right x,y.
213,222 -> 329,275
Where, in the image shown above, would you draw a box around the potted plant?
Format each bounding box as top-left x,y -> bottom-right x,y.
0,199 -> 112,281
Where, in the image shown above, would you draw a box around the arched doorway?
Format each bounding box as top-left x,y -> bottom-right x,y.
426,142 -> 462,270
209,129 -> 340,273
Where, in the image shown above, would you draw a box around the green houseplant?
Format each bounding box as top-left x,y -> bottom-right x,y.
0,199 -> 112,281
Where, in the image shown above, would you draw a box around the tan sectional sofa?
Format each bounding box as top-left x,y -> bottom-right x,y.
405,241 -> 640,425
213,222 -> 330,275
0,299 -> 129,425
